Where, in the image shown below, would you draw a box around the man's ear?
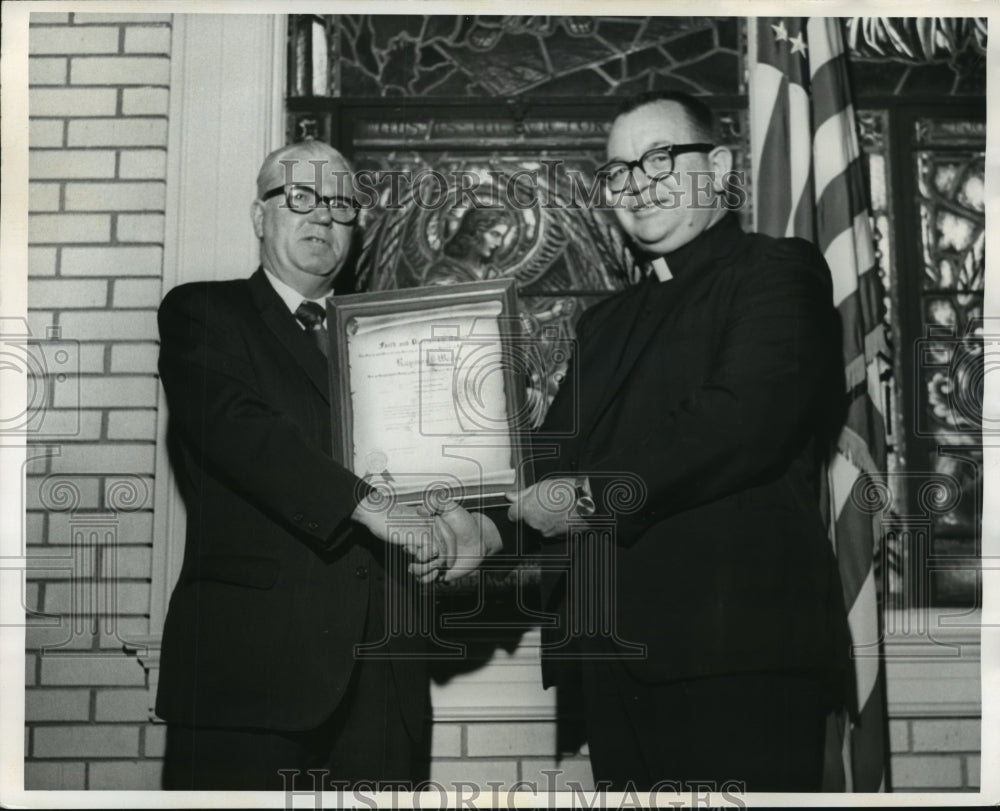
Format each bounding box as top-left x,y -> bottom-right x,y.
708,146 -> 734,193
250,199 -> 265,239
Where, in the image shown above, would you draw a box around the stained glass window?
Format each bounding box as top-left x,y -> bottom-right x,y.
910,120 -> 984,607
917,152 -> 985,291
844,17 -> 986,96
289,15 -> 743,99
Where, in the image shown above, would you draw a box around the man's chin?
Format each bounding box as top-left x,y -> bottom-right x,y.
301,260 -> 343,278
630,228 -> 677,256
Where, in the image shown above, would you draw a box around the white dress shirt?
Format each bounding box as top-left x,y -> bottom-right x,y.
262,267 -> 330,326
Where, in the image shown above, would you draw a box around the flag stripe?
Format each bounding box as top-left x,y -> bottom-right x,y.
750,61 -> 788,212
834,482 -> 876,602
848,568 -> 880,668
847,569 -> 886,792
756,76 -> 794,238
828,451 -> 858,518
844,396 -> 887,471
787,81 -> 815,238
806,18 -> 842,79
813,108 -> 861,201
838,266 -> 885,347
825,227 -> 862,305
811,56 -> 852,130
808,21 -> 851,130
852,663 -> 890,791
857,260 -> 886,341
838,424 -> 882,483
843,324 -> 889,395
792,176 -> 816,239
816,163 -> 870,255
838,262 -> 886,371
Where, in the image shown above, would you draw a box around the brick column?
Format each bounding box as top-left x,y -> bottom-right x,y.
25,10 -> 171,791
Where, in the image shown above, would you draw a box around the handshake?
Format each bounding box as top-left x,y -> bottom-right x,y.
351,477 -> 589,583
351,494 -> 503,583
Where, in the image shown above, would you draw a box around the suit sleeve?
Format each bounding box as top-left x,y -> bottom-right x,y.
585,238 -> 839,545
157,283 -> 370,552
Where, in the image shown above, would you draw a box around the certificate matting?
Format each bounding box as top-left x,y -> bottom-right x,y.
326,279 -> 533,506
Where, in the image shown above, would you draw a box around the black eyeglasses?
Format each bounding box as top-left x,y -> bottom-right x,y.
597,143 -> 714,192
261,185 -> 360,225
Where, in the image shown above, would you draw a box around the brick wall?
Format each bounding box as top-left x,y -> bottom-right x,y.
429,721 -> 592,791
25,10 -> 171,791
890,718 -> 981,791
424,634 -> 595,790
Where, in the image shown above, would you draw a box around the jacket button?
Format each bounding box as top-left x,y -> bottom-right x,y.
355,566 -> 369,579
292,512 -> 303,522
307,521 -> 318,530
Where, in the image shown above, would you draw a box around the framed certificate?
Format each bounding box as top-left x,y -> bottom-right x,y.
326,279 -> 533,507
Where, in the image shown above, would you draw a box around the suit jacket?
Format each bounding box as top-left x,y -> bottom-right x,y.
535,214 -> 850,691
155,268 -> 428,734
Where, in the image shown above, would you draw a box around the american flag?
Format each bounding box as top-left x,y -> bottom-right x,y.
750,17 -> 891,792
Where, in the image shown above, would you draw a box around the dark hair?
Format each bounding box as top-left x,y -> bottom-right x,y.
616,90 -> 716,142
443,207 -> 515,260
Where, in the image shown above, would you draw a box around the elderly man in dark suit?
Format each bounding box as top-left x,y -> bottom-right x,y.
156,140 -> 500,790
505,91 -> 850,791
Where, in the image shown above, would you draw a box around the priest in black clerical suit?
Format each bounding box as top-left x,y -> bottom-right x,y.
505,91 -> 850,792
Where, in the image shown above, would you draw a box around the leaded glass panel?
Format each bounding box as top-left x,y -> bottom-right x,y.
910,117 -> 984,607
917,151 -> 985,291
292,16 -> 744,98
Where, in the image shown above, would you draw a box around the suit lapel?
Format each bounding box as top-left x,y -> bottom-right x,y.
248,268 -> 330,403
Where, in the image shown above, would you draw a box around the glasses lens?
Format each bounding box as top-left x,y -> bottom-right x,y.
328,198 -> 358,225
286,186 -> 319,213
602,163 -> 630,191
641,149 -> 674,179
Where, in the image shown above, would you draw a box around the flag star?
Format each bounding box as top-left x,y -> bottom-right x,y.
771,21 -> 789,41
789,31 -> 808,55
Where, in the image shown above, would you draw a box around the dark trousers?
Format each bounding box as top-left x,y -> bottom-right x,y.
162,652 -> 421,791
580,657 -> 829,792
162,573 -> 427,791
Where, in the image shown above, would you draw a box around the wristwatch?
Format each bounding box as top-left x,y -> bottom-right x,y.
574,477 -> 596,517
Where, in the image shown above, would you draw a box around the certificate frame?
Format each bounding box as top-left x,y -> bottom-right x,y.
326,278 -> 533,508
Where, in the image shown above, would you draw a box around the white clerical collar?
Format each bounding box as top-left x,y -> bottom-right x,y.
650,256 -> 673,282
263,268 -> 330,322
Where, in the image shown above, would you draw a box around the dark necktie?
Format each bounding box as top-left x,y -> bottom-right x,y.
295,300 -> 328,358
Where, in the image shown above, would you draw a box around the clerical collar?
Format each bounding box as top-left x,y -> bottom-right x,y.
645,212 -> 744,282
650,256 -> 673,281
263,267 -> 330,317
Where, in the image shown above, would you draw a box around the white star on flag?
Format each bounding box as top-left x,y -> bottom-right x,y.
771,20 -> 788,41
789,31 -> 808,55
